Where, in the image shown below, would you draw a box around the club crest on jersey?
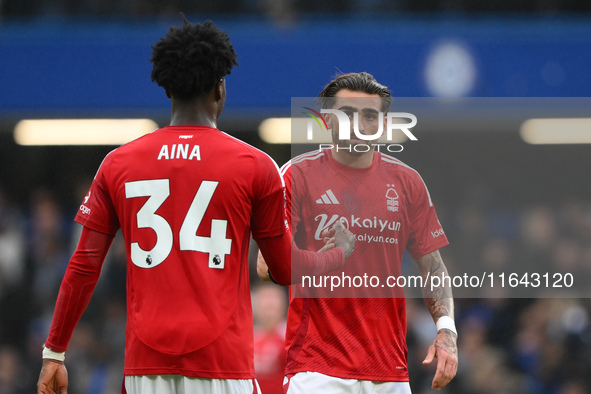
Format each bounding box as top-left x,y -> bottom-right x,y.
386,184 -> 399,212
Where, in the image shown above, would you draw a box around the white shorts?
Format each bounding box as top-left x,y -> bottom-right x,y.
284,372 -> 412,394
124,375 -> 260,394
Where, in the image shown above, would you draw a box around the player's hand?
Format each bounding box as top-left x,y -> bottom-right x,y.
332,221 -> 356,259
318,226 -> 337,253
318,237 -> 335,253
422,329 -> 458,390
256,252 -> 272,282
38,358 -> 68,394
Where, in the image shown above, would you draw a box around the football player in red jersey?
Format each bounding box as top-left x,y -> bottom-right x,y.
258,72 -> 457,392
37,18 -> 355,394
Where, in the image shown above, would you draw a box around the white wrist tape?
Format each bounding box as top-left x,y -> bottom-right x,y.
42,346 -> 65,362
436,316 -> 457,336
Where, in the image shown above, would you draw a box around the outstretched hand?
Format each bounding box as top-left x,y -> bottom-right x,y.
318,226 -> 336,253
422,329 -> 458,390
38,359 -> 68,394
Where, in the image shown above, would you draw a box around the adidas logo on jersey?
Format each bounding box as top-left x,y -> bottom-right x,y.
316,189 -> 339,205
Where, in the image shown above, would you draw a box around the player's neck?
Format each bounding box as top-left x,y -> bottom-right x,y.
330,148 -> 374,168
169,98 -> 219,128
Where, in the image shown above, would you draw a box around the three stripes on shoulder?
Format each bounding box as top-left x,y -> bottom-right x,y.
316,189 -> 339,205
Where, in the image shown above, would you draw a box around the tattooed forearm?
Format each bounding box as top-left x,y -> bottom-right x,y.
435,329 -> 458,357
416,250 -> 454,321
418,250 -> 459,390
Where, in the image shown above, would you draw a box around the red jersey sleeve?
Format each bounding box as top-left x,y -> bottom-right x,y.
75,153 -> 120,236
280,162 -> 298,230
257,233 -> 344,286
406,173 -> 449,260
45,227 -> 114,352
251,153 -> 289,239
257,160 -> 346,285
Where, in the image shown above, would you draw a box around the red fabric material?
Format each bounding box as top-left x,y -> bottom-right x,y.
45,226 -> 114,352
282,150 -> 449,381
256,232 -> 345,286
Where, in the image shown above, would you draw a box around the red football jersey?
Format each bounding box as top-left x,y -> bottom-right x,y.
75,125 -> 287,378
283,149 -> 449,381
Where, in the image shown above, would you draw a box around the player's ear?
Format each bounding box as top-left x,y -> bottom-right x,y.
324,113 -> 333,130
165,89 -> 172,99
214,78 -> 224,102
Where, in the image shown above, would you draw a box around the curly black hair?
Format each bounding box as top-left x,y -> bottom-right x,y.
150,16 -> 238,100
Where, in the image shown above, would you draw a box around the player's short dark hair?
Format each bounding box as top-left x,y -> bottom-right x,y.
318,72 -> 392,112
150,17 -> 238,100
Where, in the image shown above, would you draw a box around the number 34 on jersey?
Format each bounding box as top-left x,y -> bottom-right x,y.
125,179 -> 232,270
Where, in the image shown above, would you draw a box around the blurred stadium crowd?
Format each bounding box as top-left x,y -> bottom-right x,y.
0,182 -> 590,393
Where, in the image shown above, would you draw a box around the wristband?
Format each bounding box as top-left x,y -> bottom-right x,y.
42,346 -> 65,362
436,316 -> 457,336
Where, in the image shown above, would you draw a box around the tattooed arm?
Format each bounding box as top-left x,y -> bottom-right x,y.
415,249 -> 458,391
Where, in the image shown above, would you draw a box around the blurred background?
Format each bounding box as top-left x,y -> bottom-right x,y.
1,1 -> 591,393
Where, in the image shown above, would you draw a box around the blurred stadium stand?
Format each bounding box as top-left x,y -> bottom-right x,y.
0,7 -> 590,394
1,16 -> 591,121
